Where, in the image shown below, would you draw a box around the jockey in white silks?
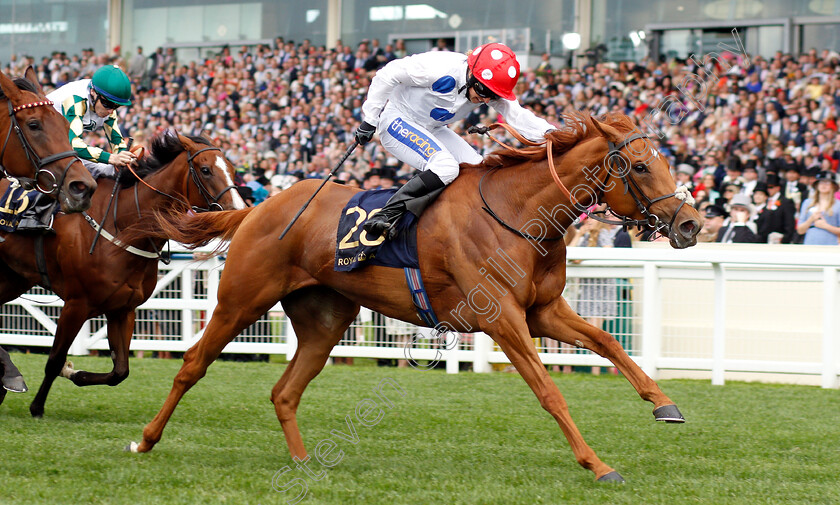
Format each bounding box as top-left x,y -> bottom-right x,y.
355,42 -> 554,240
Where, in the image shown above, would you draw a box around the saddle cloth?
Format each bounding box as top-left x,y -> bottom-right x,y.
334,188 -> 419,272
0,186 -> 44,232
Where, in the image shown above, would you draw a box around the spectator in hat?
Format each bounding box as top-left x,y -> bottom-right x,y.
717,193 -> 759,243
698,204 -> 728,243
741,162 -> 760,197
759,173 -> 798,243
783,164 -> 808,210
796,171 -> 840,245
674,163 -> 695,192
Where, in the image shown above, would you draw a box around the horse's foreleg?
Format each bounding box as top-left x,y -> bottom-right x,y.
0,346 -> 27,393
488,308 -> 621,482
528,297 -> 683,421
29,302 -> 90,417
271,287 -> 358,460
68,311 -> 134,387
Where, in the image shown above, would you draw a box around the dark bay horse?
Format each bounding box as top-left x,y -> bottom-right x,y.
0,68 -> 96,397
131,112 -> 702,481
0,131 -> 245,416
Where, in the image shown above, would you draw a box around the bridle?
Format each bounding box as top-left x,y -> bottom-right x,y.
0,99 -> 80,195
585,132 -> 695,238
473,122 -> 694,241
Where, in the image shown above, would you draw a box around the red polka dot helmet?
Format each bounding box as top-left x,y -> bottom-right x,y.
467,42 -> 520,100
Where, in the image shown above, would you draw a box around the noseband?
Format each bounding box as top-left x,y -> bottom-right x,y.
0,99 -> 80,195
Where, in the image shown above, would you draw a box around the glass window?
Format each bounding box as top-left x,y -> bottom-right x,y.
0,0 -> 108,65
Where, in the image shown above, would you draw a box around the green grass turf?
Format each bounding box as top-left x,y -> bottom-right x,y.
1,352 -> 839,505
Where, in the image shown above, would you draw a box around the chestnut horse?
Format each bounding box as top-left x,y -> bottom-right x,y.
0,68 -> 96,396
0,131 -> 245,415
131,112 -> 702,481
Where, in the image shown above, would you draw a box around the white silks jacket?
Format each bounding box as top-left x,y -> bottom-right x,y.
361,51 -> 553,142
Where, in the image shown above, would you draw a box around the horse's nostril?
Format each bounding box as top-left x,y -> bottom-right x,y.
680,220 -> 698,236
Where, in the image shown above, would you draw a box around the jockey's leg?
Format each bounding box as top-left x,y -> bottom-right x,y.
363,113 -> 478,240
362,168 -> 446,240
15,192 -> 57,234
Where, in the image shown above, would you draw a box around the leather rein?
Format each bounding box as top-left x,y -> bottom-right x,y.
473,122 -> 695,241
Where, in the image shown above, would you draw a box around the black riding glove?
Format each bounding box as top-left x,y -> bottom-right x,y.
355,121 -> 376,145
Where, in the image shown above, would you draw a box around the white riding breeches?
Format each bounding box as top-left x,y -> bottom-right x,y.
378,106 -> 482,185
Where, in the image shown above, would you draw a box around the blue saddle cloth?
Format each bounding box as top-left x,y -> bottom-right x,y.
0,186 -> 41,232
334,189 -> 419,272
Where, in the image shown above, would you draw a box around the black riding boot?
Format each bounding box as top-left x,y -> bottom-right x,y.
16,192 -> 57,234
363,170 -> 446,240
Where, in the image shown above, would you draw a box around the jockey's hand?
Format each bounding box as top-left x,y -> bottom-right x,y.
110,150 -> 138,169
468,125 -> 490,135
355,121 -> 376,145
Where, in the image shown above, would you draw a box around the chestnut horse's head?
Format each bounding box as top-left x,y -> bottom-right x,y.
586,114 -> 702,249
177,133 -> 247,212
0,67 -> 96,212
130,130 -> 246,212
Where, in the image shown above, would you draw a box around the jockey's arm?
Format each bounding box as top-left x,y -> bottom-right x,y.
62,96 -> 134,167
102,115 -> 136,168
62,96 -> 112,164
490,97 -> 555,142
361,53 -> 438,128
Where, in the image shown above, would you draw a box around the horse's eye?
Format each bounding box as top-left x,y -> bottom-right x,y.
27,121 -> 41,131
201,166 -> 212,176
633,164 -> 649,174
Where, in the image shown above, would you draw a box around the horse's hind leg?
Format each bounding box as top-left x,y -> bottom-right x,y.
270,286 -> 359,459
528,297 -> 683,422
132,279 -> 286,453
0,346 -> 27,394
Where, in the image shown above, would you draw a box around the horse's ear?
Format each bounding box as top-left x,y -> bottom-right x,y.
177,132 -> 197,153
23,66 -> 45,96
590,116 -> 624,145
0,71 -> 23,103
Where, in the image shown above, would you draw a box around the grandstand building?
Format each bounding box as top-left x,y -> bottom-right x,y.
2,0 -> 840,66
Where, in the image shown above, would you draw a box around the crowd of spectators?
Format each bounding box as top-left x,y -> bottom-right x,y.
4,37 -> 840,245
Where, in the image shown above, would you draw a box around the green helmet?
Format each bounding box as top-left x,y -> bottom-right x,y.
91,65 -> 132,106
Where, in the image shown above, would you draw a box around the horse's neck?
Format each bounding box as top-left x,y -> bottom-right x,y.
113,163 -> 186,236
484,138 -> 607,234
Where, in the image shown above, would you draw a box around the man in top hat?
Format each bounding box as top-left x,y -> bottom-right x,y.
782,164 -> 808,210
717,193 -> 759,243
697,204 -> 728,243
756,173 -> 797,243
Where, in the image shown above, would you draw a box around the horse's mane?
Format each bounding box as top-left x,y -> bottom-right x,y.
121,133 -> 214,187
0,77 -> 40,100
481,111 -> 637,169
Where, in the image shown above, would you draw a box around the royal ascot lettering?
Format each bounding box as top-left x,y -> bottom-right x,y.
387,118 -> 439,159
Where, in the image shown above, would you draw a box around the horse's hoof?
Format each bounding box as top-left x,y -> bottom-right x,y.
29,404 -> 44,418
2,375 -> 27,393
654,404 -> 685,423
597,471 -> 625,483
125,441 -> 140,453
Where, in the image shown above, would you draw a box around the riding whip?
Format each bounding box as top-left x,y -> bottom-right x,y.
278,140 -> 358,241
89,137 -> 132,254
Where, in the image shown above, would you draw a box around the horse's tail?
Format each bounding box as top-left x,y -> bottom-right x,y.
153,207 -> 255,251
